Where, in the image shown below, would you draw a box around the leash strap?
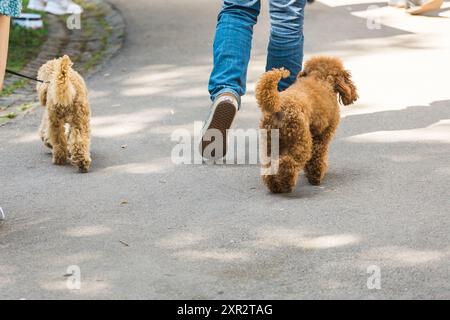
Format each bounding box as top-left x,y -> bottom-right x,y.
5,69 -> 48,83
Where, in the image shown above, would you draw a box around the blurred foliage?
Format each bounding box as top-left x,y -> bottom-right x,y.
6,0 -> 48,72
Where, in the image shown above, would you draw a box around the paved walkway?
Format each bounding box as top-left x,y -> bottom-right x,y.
0,0 -> 449,299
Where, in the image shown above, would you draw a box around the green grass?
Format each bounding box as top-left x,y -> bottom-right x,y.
6,0 -> 48,72
18,102 -> 35,112
75,0 -> 110,71
0,111 -> 17,125
1,0 -> 48,97
0,112 -> 17,119
2,0 -> 110,99
0,79 -> 28,97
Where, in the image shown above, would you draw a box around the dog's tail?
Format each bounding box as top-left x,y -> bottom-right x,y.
256,68 -> 290,115
55,55 -> 75,106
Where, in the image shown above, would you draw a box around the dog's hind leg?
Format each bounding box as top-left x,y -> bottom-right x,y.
304,125 -> 337,185
263,116 -> 312,193
68,116 -> 91,173
49,118 -> 68,165
263,154 -> 303,193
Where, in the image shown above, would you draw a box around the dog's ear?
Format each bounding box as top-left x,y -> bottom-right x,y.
335,69 -> 358,106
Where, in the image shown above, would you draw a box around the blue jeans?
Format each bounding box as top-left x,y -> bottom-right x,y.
208,0 -> 307,106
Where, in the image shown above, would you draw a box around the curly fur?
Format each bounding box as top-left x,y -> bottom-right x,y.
37,55 -> 91,173
256,56 -> 358,193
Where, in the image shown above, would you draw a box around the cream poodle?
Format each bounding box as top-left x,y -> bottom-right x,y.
37,55 -> 91,173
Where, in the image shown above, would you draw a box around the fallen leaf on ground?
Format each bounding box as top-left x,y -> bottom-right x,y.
119,240 -> 130,247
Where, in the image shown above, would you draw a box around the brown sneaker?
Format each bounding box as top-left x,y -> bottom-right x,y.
200,93 -> 239,160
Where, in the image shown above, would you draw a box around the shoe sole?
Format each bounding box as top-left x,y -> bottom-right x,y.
201,100 -> 237,160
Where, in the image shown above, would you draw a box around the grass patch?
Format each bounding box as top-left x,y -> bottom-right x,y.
0,79 -> 28,97
75,0 -> 110,71
2,0 -> 48,96
0,112 -> 17,119
18,102 -> 35,112
53,0 -> 109,72
6,0 -> 49,72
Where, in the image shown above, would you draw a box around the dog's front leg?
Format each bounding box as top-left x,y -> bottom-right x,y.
49,119 -> 68,165
39,109 -> 53,149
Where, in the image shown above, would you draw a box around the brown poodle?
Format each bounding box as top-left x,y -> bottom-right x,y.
256,56 -> 358,193
37,55 -> 91,173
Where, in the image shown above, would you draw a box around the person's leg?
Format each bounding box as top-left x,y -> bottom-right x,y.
407,0 -> 443,15
266,0 -> 307,91
208,0 -> 261,105
202,0 -> 261,159
0,14 -> 11,92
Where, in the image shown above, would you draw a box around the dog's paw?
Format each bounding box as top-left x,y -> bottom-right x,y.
40,134 -> 53,149
52,148 -> 68,165
263,175 -> 295,194
52,155 -> 67,165
270,184 -> 295,194
78,166 -> 89,173
307,176 -> 322,186
305,168 -> 324,186
74,158 -> 91,173
78,162 -> 90,173
69,153 -> 91,173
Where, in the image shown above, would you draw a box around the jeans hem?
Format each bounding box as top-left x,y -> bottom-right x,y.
211,88 -> 241,109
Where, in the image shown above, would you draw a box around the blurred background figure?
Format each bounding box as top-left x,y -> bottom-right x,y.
388,0 -> 444,14
0,0 -> 22,92
28,0 -> 82,15
388,0 -> 408,7
407,0 -> 444,15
